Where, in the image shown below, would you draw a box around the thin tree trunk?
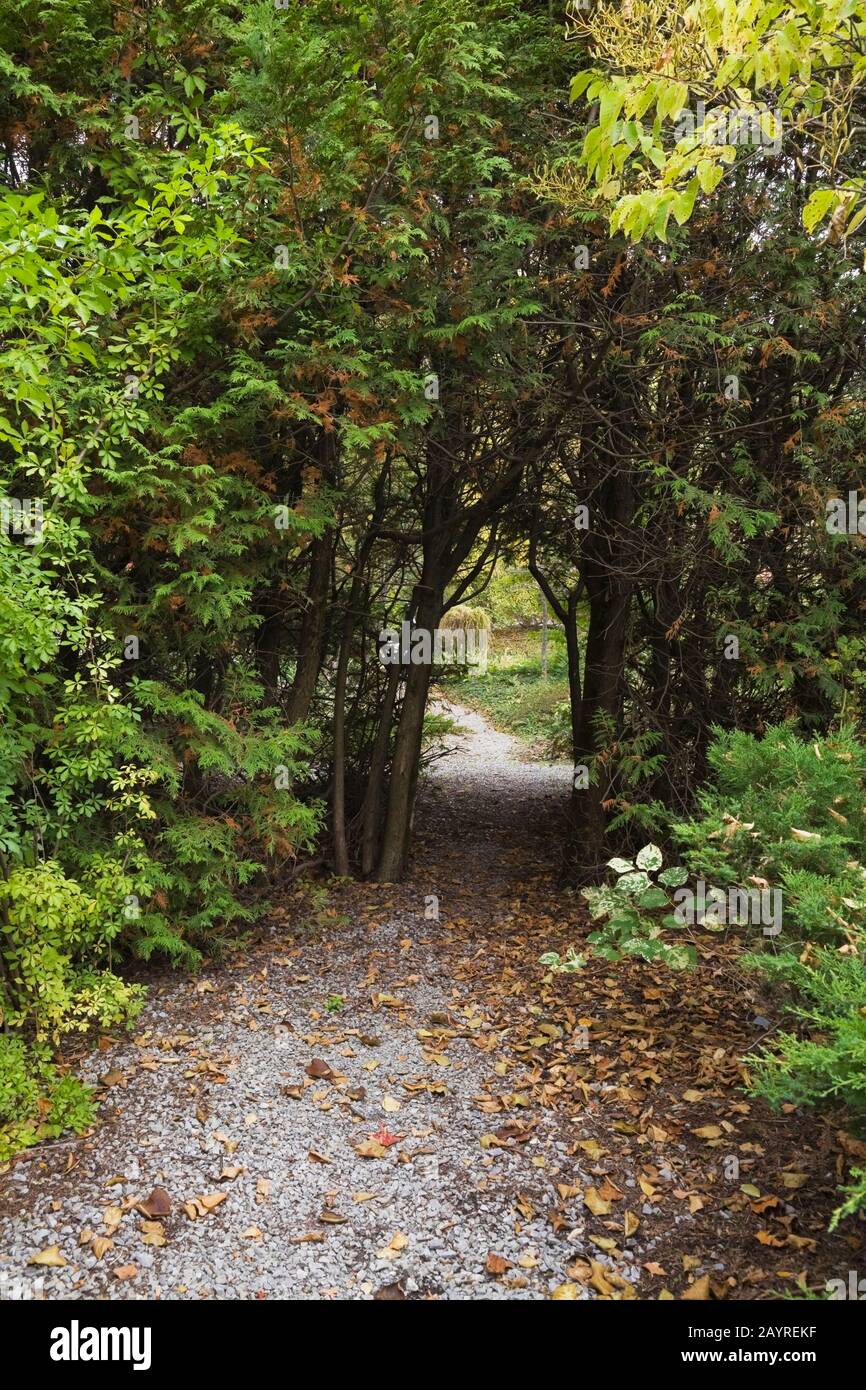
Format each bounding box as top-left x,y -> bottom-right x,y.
360,662 -> 400,876
284,528 -> 334,726
375,589 -> 442,881
564,589 -> 582,760
331,606 -> 355,875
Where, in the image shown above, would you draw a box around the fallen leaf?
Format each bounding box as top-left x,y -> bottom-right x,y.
99,1069 -> 125,1088
305,1059 -> 333,1079
584,1187 -> 612,1216
198,1191 -> 228,1211
28,1245 -> 66,1268
138,1186 -> 171,1219
355,1140 -> 387,1159
781,1172 -> 808,1190
576,1139 -> 605,1159
756,1230 -> 785,1247
693,1125 -> 723,1140
682,1274 -> 712,1300
371,1125 -> 402,1147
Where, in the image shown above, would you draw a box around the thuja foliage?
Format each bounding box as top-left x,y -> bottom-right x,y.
673,727 -> 866,1222
0,10 -> 326,1154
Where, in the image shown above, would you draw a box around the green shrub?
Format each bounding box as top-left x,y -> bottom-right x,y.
0,861 -> 145,1041
672,725 -> 866,1224
0,1036 -> 95,1163
581,842 -> 695,970
673,724 -> 866,943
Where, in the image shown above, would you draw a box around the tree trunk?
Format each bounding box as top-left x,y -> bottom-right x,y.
375,589 -> 442,881
284,528 -> 334,726
564,589 -> 582,761
568,469 -> 633,883
331,605 -> 355,875
360,662 -> 400,877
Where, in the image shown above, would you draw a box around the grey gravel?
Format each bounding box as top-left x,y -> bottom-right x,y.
0,702 -> 642,1302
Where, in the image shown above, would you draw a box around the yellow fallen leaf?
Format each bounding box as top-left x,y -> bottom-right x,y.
382,1095 -> 401,1113
781,1172 -> 808,1189
584,1187 -> 611,1216
354,1140 -> 387,1159
588,1261 -> 615,1297
28,1245 -> 66,1268
756,1229 -> 785,1247
140,1221 -> 166,1247
198,1191 -> 228,1211
682,1274 -> 712,1300
551,1282 -> 580,1300
576,1139 -> 605,1159
589,1235 -> 618,1253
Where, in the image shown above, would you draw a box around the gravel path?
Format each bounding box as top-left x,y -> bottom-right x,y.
1,702 -> 851,1301
0,704 -> 604,1302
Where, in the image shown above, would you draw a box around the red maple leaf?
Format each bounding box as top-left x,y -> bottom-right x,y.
371,1125 -> 402,1147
